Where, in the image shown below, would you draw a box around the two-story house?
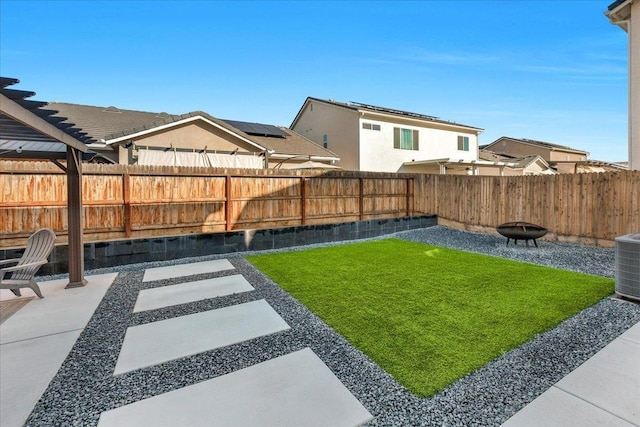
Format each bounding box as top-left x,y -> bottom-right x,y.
290,97 -> 484,173
606,0 -> 639,170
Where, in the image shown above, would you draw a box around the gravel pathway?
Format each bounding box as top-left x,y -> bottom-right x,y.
27,226 -> 640,426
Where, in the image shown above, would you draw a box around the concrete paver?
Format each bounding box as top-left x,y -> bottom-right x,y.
114,299 -> 290,375
134,275 -> 254,313
142,259 -> 234,282
100,348 -> 373,427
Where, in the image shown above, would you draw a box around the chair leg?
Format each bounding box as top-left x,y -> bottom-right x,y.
10,288 -> 22,297
29,281 -> 44,299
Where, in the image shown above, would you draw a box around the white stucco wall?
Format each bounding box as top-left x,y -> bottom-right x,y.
630,1 -> 640,170
357,117 -> 479,172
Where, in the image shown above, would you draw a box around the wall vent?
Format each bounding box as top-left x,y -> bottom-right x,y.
615,233 -> 640,301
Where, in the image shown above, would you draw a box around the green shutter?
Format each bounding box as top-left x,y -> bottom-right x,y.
394,127 -> 400,149
413,130 -> 419,150
464,136 -> 469,151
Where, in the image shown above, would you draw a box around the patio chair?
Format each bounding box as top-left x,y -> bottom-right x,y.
0,228 -> 56,298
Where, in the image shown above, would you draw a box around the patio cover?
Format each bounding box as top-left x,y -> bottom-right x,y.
0,77 -> 93,288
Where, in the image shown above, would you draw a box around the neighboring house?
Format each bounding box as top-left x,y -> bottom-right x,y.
290,97 -> 485,173
606,0 -> 639,170
46,103 -> 339,169
477,150 -> 556,176
481,136 -> 590,174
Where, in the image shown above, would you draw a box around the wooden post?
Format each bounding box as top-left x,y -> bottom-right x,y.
65,146 -> 87,288
123,172 -> 132,237
225,174 -> 232,231
406,178 -> 413,217
359,178 -> 364,220
300,176 -> 306,225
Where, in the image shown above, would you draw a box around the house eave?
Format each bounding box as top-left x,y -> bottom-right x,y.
605,0 -> 633,31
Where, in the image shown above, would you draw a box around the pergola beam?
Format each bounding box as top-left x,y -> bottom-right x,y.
0,93 -> 88,153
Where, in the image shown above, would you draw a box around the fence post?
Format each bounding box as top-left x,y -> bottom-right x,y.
225,174 -> 232,231
406,178 -> 413,217
301,176 -> 306,225
123,172 -> 132,237
359,177 -> 364,220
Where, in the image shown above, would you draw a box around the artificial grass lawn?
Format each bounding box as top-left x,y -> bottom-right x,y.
247,239 -> 614,397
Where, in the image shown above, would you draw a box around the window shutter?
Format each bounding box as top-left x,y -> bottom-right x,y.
457,136 -> 463,150
394,128 -> 400,149
413,130 -> 419,150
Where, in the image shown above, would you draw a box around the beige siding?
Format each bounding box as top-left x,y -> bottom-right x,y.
291,102 -> 360,170
549,151 -> 586,162
491,140 -> 551,160
631,1 -> 640,169
133,122 -> 256,153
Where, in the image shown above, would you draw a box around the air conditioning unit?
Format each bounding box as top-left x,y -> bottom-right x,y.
615,233 -> 640,301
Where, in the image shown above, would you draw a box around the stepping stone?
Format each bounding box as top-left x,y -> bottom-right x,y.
142,259 -> 234,282
114,300 -> 289,375
99,348 -> 373,427
133,275 -> 254,313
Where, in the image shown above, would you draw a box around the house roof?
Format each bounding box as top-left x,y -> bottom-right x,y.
605,0 -> 632,30
45,102 -> 339,160
483,136 -> 589,156
607,0 -> 630,11
291,97 -> 483,132
1,79 -> 93,159
479,149 -> 550,169
46,102 -> 183,142
220,119 -> 339,159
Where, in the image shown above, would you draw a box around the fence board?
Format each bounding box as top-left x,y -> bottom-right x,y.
1,161 -> 638,247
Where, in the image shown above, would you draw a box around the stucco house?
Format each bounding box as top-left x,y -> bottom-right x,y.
477,150 -> 556,176
481,136 -> 591,174
46,102 -> 339,169
606,0 -> 639,170
290,97 -> 486,173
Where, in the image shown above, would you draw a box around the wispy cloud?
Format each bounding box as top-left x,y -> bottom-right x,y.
393,47 -> 502,66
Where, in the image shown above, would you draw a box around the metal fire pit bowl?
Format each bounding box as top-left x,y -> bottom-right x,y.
497,221 -> 548,247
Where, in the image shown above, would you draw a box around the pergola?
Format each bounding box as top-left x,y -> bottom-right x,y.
0,77 -> 94,288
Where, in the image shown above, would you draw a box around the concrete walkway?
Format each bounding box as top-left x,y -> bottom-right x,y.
0,260 -> 372,427
501,319 -> 640,426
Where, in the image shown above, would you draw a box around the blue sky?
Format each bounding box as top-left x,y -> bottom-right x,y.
0,0 -> 629,162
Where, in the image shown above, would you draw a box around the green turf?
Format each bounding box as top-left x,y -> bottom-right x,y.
247,238 -> 614,397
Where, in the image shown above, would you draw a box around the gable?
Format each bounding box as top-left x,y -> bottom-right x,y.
131,121 -> 258,153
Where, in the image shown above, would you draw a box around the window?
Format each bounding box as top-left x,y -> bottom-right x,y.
457,136 -> 469,151
362,122 -> 381,131
322,134 -> 328,148
393,127 -> 419,150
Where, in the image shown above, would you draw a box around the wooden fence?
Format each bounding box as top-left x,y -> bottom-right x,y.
0,162 -> 414,247
414,171 -> 640,244
1,162 -> 638,248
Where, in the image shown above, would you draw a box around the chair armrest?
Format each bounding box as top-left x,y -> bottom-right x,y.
0,258 -> 21,266
0,259 -> 47,273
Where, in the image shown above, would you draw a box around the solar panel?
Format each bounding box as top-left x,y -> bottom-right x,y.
223,120 -> 288,138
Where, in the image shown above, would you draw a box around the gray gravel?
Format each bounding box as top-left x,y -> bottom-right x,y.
26,226 -> 640,426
